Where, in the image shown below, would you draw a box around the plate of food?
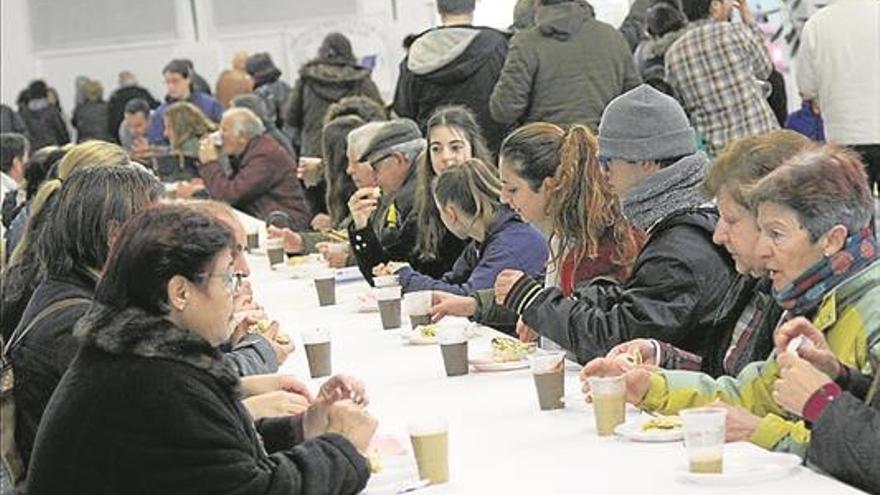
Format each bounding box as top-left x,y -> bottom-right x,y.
676,450 -> 802,485
468,337 -> 536,371
401,321 -> 479,345
615,414 -> 683,442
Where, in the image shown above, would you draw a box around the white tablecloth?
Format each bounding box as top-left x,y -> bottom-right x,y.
246,252 -> 866,495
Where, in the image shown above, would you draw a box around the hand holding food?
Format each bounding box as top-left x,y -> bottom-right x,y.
242,390 -> 310,420
348,187 -> 381,230
607,339 -> 656,367
773,351 -> 835,417
774,316 -> 840,379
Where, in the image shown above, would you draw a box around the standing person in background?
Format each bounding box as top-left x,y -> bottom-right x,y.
490,0 -> 641,132
665,0 -> 778,156
72,80 -> 112,143
215,51 -> 253,109
286,33 -> 383,216
393,0 -> 510,152
245,52 -> 290,132
19,80 -> 69,149
148,59 -> 224,145
183,59 -> 213,96
633,2 -> 688,96
796,0 -> 880,194
106,71 -> 159,143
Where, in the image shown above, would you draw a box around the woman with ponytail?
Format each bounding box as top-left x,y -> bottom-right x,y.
377,158 -> 547,295
431,123 -> 644,331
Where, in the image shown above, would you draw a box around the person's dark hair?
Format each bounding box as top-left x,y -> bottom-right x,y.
437,0 -> 476,15
647,3 -> 687,36
40,166 -> 162,278
162,59 -> 192,78
95,204 -> 234,314
403,34 -> 419,50
24,146 -> 67,200
124,98 -> 151,118
681,0 -> 713,21
323,96 -> 387,126
1,133 -> 29,173
27,80 -> 49,100
318,33 -> 356,64
322,115 -> 363,225
540,0 -> 576,5
415,105 -> 494,261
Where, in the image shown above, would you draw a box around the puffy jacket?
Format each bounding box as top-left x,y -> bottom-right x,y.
394,25 -> 510,152
396,207 -> 547,295
489,1 -> 640,130
637,260 -> 880,457
254,79 -> 292,132
20,99 -> 70,149
504,207 -> 737,364
287,61 -> 382,158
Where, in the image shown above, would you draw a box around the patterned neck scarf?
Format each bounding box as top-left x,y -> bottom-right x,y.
775,229 -> 879,316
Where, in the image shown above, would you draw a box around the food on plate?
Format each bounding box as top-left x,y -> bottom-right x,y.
623,347 -> 643,366
247,319 -> 290,345
490,337 -> 536,362
417,324 -> 438,338
286,255 -> 312,266
641,415 -> 682,432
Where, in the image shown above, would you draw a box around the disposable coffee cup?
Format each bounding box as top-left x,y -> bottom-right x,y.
408,418 -> 449,485
375,286 -> 402,330
587,375 -> 626,436
680,407 -> 727,474
438,326 -> 468,377
302,328 -> 331,378
313,269 -> 336,306
266,237 -> 285,267
404,290 -> 433,328
530,352 -> 566,410
373,274 -> 400,288
246,231 -> 259,251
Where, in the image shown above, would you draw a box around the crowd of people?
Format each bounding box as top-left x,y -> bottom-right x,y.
1,0 -> 878,493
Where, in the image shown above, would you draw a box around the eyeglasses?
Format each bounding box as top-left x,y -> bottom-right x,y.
369,153 -> 394,169
198,271 -> 243,294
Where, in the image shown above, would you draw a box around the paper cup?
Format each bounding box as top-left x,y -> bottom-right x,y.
587,375 -> 626,436
408,418 -> 449,485
302,328 -> 331,378
438,326 -> 468,377
375,286 -> 402,330
680,407 -> 727,474
246,231 -> 259,251
313,269 -> 336,306
266,237 -> 285,266
404,290 -> 433,328
373,275 -> 400,288
530,352 -> 565,410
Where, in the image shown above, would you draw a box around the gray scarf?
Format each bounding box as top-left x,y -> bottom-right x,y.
622,152 -> 710,230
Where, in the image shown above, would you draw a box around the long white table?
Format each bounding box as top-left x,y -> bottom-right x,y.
247,252 -> 866,495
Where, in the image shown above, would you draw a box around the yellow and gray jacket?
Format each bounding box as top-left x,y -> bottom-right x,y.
638,260 -> 880,456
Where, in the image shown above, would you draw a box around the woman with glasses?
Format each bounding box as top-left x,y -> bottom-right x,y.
375,158 -> 547,295
26,204 -> 377,494
8,165 -> 162,477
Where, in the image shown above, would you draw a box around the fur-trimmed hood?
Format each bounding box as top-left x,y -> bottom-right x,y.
73,304 -> 240,392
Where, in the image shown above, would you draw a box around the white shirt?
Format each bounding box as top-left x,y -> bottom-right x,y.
1,171 -> 19,197
796,0 -> 880,145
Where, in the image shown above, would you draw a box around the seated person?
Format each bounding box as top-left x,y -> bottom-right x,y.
27,204 -> 376,494
375,158 -> 547,295
773,318 -> 879,494
607,130 -> 811,377
118,98 -> 152,159
493,85 -> 737,364
196,108 -> 310,229
581,145 -> 880,456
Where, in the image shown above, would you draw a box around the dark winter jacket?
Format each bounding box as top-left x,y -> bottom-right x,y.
26,304 -> 370,495
633,29 -> 686,88
255,79 -> 292,132
73,100 -> 113,142
489,1 -> 641,130
19,98 -> 70,149
807,360 -> 880,494
0,103 -> 28,136
106,85 -> 159,143
287,61 -> 383,158
393,26 -> 510,152
396,207 -> 547,295
348,166 -> 458,284
199,133 -> 311,229
147,91 -> 224,145
504,207 -> 737,364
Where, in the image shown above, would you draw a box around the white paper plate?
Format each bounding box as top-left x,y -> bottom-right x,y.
400,323 -> 479,346
614,418 -> 683,443
468,352 -> 529,372
677,451 -> 802,485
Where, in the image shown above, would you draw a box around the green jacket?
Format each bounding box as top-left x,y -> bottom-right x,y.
489,1 -> 641,130
638,260 -> 880,456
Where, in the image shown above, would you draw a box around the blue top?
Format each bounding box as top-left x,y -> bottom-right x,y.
397,207 -> 548,295
147,92 -> 224,145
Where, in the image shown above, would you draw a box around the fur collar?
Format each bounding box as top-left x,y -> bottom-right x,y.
74,304 -> 239,391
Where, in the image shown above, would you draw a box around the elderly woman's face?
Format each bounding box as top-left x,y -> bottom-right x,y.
713,191 -> 764,276
755,202 -> 827,290
180,248 -> 236,346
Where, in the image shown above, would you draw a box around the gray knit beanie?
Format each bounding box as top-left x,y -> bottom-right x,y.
598,84 -> 695,162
